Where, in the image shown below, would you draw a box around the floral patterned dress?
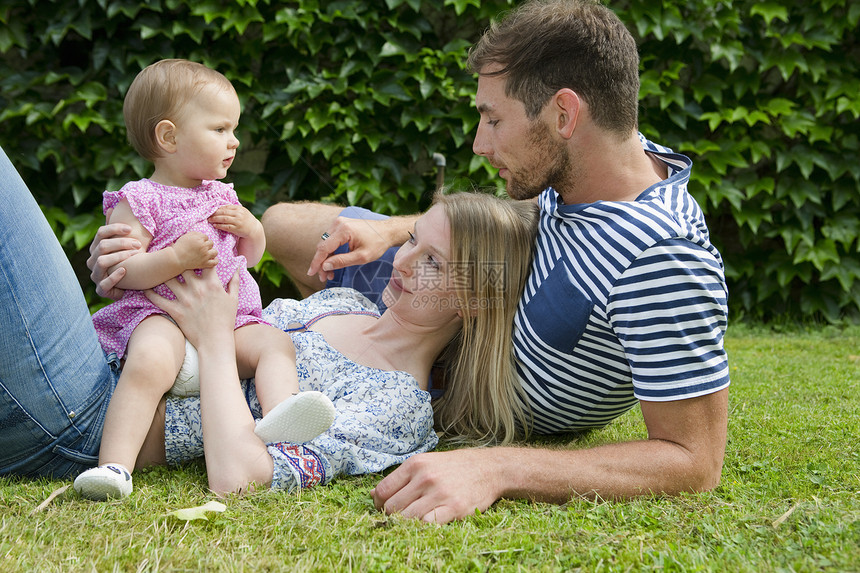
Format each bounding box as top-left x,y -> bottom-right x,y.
163,288 -> 439,491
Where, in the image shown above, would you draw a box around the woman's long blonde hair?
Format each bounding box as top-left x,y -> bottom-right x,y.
432,192 -> 538,445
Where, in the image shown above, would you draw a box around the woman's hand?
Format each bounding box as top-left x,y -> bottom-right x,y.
86,221 -> 142,299
144,268 -> 273,494
144,267 -> 238,348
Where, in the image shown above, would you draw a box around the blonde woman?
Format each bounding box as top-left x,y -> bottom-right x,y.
81,191 -> 537,494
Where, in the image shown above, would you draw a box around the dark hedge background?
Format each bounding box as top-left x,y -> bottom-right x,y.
1,0 -> 858,322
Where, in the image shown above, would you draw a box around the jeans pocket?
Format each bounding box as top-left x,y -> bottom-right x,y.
523,259 -> 593,353
2,439 -> 99,480
37,444 -> 99,479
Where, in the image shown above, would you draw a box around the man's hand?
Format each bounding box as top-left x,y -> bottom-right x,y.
307,216 -> 413,283
209,204 -> 261,239
172,231 -> 219,271
86,221 -> 142,300
370,448 -> 506,524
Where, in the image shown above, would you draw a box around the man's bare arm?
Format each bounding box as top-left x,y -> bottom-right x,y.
371,388 -> 728,523
262,202 -> 417,297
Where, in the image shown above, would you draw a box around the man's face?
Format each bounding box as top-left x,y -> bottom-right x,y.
472,69 -> 571,200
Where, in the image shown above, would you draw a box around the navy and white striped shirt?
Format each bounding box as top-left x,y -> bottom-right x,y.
513,136 -> 729,434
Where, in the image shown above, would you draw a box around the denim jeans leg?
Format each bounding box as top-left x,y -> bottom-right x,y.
0,145 -> 118,479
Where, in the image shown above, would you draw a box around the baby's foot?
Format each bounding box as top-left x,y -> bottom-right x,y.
73,463 -> 133,500
254,391 -> 336,444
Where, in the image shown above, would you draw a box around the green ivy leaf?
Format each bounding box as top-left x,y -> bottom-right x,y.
445,0 -> 481,16
690,75 -> 724,106
750,3 -> 789,25
836,95 -> 860,119
732,204 -> 772,233
822,217 -> 859,249
794,240 -> 840,272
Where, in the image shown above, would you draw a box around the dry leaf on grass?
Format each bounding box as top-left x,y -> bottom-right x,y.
169,500 -> 227,521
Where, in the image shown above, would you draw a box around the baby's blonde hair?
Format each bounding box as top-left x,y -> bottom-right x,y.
432,192 -> 539,445
123,59 -> 235,161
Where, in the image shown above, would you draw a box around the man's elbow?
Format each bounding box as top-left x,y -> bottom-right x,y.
660,438 -> 725,496
703,455 -> 725,490
684,453 -> 724,494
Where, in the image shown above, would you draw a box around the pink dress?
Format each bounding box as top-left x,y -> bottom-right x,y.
92,178 -> 267,359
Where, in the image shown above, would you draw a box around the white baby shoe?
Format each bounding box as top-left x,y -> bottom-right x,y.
73,463 -> 133,501
254,391 -> 336,444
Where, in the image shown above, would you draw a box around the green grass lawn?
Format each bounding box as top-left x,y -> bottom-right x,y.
2,324 -> 858,572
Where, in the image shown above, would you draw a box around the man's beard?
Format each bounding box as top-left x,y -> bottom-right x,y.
506,120 -> 572,201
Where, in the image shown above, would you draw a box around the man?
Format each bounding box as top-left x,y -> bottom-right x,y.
90,0 -> 729,524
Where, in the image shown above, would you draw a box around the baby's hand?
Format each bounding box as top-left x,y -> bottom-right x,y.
209,204 -> 262,239
173,231 -> 219,270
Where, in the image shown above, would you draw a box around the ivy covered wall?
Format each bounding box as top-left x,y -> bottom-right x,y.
0,0 -> 858,321
623,0 -> 860,323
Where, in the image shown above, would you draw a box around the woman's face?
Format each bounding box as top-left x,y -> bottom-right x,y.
381,204 -> 463,324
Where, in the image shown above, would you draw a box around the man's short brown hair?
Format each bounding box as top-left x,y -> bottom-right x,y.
467,0 -> 640,136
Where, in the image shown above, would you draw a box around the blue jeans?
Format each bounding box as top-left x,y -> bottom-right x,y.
0,145 -> 119,479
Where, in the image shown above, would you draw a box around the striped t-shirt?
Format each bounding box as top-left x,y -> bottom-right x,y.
513,136 -> 729,434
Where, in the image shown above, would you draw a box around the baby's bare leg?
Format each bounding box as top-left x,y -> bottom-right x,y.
235,323 -> 300,415
136,397 -> 168,470
98,315 -> 185,469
